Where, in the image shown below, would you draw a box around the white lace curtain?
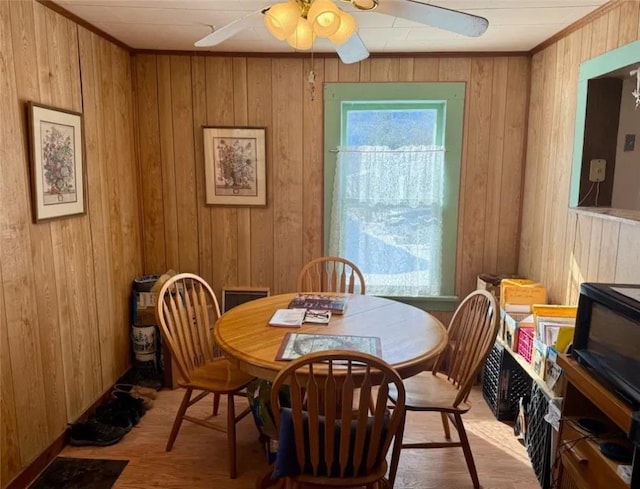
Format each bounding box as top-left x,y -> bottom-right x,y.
328,145 -> 445,297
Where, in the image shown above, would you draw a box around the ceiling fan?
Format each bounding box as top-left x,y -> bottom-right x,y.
194,0 -> 489,64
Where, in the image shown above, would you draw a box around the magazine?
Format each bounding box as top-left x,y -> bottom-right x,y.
288,293 -> 349,314
268,308 -> 306,327
276,332 -> 381,361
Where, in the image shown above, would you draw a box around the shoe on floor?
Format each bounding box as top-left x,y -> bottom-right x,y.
110,391 -> 148,424
114,383 -> 157,400
94,402 -> 134,432
68,419 -> 128,447
111,388 -> 153,412
125,363 -> 163,390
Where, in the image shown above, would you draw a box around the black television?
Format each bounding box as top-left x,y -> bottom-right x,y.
573,283 -> 640,408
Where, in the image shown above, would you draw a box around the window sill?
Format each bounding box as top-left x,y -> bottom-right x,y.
570,206 -> 640,225
380,295 -> 459,312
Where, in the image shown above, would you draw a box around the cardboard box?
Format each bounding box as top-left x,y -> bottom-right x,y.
135,308 -> 157,326
133,291 -> 158,326
477,274 -> 522,299
500,279 -> 547,310
477,274 -> 502,298
503,312 -> 534,350
498,308 -> 507,342
137,291 -> 157,308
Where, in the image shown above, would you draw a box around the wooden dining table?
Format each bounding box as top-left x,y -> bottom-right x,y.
214,293 -> 448,380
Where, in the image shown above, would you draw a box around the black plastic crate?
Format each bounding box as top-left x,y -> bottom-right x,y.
525,383 -> 551,489
482,342 -> 532,421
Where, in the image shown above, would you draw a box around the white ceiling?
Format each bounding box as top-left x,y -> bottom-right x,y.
52,0 -> 609,53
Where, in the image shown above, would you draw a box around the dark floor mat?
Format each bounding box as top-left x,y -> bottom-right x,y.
29,457 -> 128,489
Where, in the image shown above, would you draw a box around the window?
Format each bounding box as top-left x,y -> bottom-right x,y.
324,83 -> 464,303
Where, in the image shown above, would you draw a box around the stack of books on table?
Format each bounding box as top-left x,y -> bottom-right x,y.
287,293 -> 349,314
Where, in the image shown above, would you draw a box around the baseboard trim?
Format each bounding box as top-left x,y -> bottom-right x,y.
4,430 -> 68,489
4,374 -> 128,489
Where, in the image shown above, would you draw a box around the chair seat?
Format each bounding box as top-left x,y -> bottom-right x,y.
179,357 -> 254,393
389,372 -> 471,413
156,273 -> 255,479
294,461 -> 389,487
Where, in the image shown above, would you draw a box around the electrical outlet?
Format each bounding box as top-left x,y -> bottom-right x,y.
589,159 -> 606,182
624,134 -> 636,152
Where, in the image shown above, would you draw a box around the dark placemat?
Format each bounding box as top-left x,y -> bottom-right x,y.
29,457 -> 128,489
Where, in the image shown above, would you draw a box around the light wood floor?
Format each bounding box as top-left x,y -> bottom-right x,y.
61,386 -> 541,489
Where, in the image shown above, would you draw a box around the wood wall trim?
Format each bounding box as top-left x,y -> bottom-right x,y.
130,55 -> 147,274
571,207 -> 640,226
36,0 -> 131,51
514,55 -> 534,272
4,433 -> 68,489
531,0 -> 622,55
132,49 -> 529,59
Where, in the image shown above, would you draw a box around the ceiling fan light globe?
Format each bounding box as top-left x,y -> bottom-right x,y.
286,18 -> 315,50
351,0 -> 377,10
328,10 -> 356,45
264,1 -> 301,41
307,0 -> 341,37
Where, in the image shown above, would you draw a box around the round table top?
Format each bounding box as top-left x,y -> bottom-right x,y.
214,293 -> 448,381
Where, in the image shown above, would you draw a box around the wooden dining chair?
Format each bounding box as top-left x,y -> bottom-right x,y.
155,273 -> 254,478
296,256 -> 366,294
268,350 -> 406,489
387,290 -> 499,489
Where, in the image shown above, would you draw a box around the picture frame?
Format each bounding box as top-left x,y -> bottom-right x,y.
27,102 -> 86,222
203,126 -> 267,206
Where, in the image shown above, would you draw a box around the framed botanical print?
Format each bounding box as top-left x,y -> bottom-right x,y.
203,126 -> 266,206
27,102 -> 86,222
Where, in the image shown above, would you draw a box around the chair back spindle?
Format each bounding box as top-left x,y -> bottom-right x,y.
431,290 -> 498,407
154,272 -> 254,479
389,289 -> 498,489
297,256 -> 366,294
271,350 -> 405,481
156,274 -> 223,383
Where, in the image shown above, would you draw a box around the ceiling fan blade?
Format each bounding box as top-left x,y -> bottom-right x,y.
375,0 -> 488,38
333,33 -> 370,64
194,10 -> 263,47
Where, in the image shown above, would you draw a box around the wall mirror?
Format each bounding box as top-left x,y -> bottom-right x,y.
570,39 -> 640,214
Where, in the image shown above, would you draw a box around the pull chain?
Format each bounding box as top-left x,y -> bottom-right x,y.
308,49 -> 316,102
308,69 -> 316,102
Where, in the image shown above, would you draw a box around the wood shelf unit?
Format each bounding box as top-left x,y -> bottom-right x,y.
555,355 -> 633,489
496,338 -> 556,399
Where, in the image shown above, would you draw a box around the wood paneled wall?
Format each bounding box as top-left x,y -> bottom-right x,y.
133,53 -> 530,306
4,0 -> 636,485
0,1 -> 142,485
519,0 -> 640,303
